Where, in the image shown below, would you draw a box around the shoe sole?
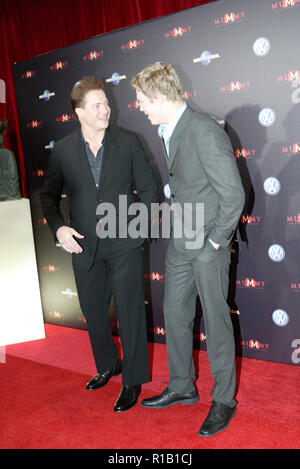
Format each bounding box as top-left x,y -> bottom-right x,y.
198,407 -> 237,437
141,396 -> 199,409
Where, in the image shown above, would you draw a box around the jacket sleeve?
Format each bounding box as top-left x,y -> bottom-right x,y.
131,135 -> 159,209
40,145 -> 66,239
131,135 -> 159,238
197,119 -> 245,248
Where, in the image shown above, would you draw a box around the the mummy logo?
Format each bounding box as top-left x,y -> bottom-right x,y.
214,11 -> 245,25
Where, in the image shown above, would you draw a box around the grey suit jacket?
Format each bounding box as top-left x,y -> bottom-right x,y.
163,105 -> 245,258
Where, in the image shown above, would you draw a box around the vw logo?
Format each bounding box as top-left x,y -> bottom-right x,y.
253,38 -> 271,57
268,244 -> 285,262
272,309 -> 289,327
258,108 -> 276,127
164,184 -> 171,199
263,177 -> 281,195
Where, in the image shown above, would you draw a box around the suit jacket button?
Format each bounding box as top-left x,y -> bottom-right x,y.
169,172 -> 173,177
171,194 -> 175,198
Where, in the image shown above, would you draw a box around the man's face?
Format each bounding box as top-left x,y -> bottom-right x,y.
136,89 -> 165,126
76,89 -> 111,132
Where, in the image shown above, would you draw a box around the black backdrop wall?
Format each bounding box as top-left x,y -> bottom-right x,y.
13,0 -> 300,366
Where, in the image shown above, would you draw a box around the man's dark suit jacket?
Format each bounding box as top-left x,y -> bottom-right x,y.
41,125 -> 158,270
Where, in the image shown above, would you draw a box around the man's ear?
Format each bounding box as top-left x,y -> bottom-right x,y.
155,92 -> 167,105
75,107 -> 82,121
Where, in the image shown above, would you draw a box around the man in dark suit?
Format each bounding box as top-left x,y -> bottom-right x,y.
41,76 -> 158,412
132,63 -> 245,436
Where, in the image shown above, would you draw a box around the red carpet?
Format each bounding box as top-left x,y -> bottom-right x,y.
1,324 -> 299,450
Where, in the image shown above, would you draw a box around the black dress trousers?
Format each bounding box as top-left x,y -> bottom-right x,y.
73,238 -> 150,386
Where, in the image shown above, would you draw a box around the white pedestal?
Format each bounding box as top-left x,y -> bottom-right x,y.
0,346 -> 5,363
0,198 -> 45,353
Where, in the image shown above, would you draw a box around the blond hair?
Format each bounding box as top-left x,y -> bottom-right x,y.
131,63 -> 184,101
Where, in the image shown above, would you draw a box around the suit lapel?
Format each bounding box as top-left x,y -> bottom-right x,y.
168,106 -> 193,169
98,126 -> 117,190
70,129 -> 97,193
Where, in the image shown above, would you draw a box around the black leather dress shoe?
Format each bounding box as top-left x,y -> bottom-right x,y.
140,386 -> 198,409
198,401 -> 236,437
114,384 -> 141,412
86,359 -> 121,390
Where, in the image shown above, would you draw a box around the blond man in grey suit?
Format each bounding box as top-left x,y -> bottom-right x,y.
132,63 -> 245,437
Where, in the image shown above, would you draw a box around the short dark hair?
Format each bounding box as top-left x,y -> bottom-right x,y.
70,76 -> 105,112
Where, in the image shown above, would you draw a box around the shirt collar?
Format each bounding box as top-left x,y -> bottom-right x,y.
81,129 -> 106,147
158,101 -> 187,141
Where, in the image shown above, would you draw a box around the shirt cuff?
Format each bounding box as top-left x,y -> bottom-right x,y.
209,238 -> 220,250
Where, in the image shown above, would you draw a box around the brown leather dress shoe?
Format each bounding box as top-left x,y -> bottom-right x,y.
86,359 -> 121,390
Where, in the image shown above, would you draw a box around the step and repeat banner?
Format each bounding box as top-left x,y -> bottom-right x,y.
13,0 -> 300,365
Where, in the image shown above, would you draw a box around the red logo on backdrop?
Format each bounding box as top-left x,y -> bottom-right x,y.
235,148 -> 256,159
21,70 -> 37,79
145,272 -> 165,281
277,70 -> 300,83
214,11 -> 245,25
78,316 -> 87,324
272,0 -> 300,11
220,81 -> 250,93
26,120 -> 42,129
194,332 -> 207,342
83,50 -> 104,61
50,60 -> 69,71
56,113 -> 75,124
241,339 -> 269,351
164,25 -> 191,39
290,282 -> 300,291
121,39 -> 144,51
183,90 -> 197,100
37,217 -> 48,225
241,214 -> 261,225
236,278 -> 265,289
43,265 -> 60,272
287,213 -> 300,224
154,327 -> 166,336
282,142 -> 300,155
32,169 -> 46,177
127,100 -> 139,110
48,311 -> 64,319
